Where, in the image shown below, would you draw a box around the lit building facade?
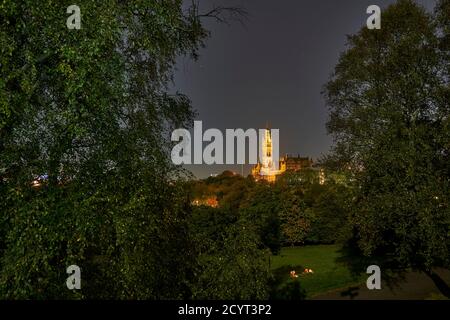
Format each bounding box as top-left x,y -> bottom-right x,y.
251,128 -> 315,182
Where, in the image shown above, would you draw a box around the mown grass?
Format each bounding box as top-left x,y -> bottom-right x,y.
270,245 -> 365,298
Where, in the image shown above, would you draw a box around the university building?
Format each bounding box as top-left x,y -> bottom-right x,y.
251,128 -> 323,183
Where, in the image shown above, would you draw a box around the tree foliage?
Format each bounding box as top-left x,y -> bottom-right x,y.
324,0 -> 450,270
0,0 -> 250,299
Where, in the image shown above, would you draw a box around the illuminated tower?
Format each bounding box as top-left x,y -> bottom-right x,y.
251,124 -> 316,182
261,128 -> 273,171
259,127 -> 279,181
251,124 -> 285,182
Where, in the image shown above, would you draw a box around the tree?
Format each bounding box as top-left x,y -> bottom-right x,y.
189,216 -> 271,300
275,170 -> 319,246
306,181 -> 349,244
239,183 -> 282,254
324,0 -> 449,270
0,0 -> 245,299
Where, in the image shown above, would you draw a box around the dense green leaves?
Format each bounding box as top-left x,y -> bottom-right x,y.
324,0 -> 449,270
0,0 -> 215,299
190,169 -> 349,250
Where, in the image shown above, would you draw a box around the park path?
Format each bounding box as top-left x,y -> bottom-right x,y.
313,268 -> 450,300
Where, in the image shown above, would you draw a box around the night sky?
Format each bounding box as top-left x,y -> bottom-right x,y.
173,0 -> 437,179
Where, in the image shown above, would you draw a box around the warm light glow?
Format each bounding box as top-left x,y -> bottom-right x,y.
192,197 -> 218,208
251,126 -> 317,183
31,180 -> 41,188
253,128 -> 283,182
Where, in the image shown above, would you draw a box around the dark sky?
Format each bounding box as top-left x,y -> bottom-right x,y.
173,0 -> 437,179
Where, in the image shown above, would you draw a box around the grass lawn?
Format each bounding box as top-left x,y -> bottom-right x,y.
270,244 -> 365,298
